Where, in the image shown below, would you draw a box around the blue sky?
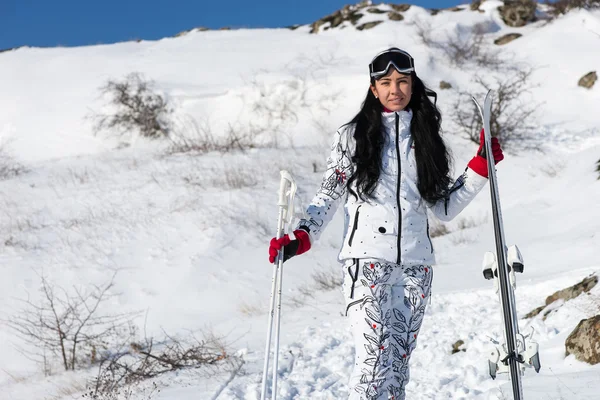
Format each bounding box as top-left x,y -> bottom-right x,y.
1,0 -> 465,49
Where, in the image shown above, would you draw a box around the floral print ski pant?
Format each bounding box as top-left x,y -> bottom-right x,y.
342,259 -> 433,400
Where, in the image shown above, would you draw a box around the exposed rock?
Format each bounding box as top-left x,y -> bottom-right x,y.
546,275 -> 598,304
494,33 -> 522,45
439,81 -> 452,89
391,4 -> 411,12
565,315 -> 600,365
367,8 -> 386,14
470,0 -> 482,11
174,30 -> 191,38
356,21 -> 384,31
176,27 -> 209,37
499,0 -> 537,27
578,71 -> 597,89
388,11 -> 405,21
310,4 -> 366,34
428,5 -> 465,15
219,27 -> 231,31
525,274 -> 598,318
286,24 -> 301,30
524,305 -> 546,319
452,340 -> 466,354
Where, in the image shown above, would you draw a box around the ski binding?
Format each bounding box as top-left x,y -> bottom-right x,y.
482,246 -> 541,379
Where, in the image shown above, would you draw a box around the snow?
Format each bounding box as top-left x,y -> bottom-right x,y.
1,2 -> 599,400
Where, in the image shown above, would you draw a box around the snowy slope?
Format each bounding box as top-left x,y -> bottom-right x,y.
1,1 -> 599,399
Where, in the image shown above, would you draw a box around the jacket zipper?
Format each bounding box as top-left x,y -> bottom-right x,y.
426,219 -> 434,253
395,113 -> 402,264
348,205 -> 362,247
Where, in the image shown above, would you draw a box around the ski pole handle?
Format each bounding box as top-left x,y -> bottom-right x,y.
277,170 -> 297,229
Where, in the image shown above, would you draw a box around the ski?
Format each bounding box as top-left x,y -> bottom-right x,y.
472,90 -> 541,400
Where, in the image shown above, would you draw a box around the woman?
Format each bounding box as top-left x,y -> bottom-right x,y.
268,47 -> 503,400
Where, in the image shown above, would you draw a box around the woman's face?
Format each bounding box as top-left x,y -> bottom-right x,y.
370,69 -> 412,112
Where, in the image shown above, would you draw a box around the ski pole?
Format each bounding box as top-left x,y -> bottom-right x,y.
260,170 -> 296,400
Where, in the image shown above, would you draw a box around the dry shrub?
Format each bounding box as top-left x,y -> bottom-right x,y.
167,117 -> 259,155
87,330 -> 242,396
456,216 -> 488,230
545,0 -> 600,16
429,221 -> 450,238
5,273 -> 139,375
0,142 -> 26,180
413,19 -> 503,69
311,269 -> 343,291
93,72 -> 172,139
453,66 -> 539,150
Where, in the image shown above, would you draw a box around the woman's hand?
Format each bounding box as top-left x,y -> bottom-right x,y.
268,229 -> 311,263
468,129 -> 504,178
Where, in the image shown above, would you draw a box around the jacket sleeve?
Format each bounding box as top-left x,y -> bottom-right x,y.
296,127 -> 354,243
428,167 -> 488,222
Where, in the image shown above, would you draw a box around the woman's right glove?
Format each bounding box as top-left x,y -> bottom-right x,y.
268,229 -> 311,264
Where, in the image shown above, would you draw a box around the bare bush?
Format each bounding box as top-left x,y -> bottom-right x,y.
83,381 -> 159,400
167,117 -> 259,155
456,216 -> 488,230
596,158 -> 600,179
219,167 -> 258,189
181,162 -> 259,190
412,18 -> 436,47
238,301 -> 264,316
545,0 -> 600,16
539,160 -> 565,177
311,269 -> 343,291
0,142 -> 26,180
449,232 -> 476,245
413,20 -> 503,69
440,24 -> 503,69
87,330 -> 242,396
297,267 -> 343,299
93,73 -> 172,139
6,273 -> 140,374
429,220 -> 450,238
453,66 -> 540,150
167,53 -> 343,155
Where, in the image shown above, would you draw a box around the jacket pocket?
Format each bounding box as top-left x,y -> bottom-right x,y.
344,259 -> 361,316
348,205 -> 362,247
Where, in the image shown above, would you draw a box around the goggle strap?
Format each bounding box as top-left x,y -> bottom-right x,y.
425,88 -> 438,105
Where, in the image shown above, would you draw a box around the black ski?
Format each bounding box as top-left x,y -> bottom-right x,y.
472,90 -> 540,400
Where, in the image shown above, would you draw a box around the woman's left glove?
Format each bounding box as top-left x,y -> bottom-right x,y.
467,128 -> 504,178
268,229 -> 311,264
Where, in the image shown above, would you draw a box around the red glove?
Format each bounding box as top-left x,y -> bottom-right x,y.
467,129 -> 504,178
268,229 -> 311,264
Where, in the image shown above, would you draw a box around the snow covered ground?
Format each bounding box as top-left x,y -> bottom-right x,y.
1,1 -> 599,399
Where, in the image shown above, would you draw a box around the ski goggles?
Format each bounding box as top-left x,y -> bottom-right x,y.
369,48 -> 415,79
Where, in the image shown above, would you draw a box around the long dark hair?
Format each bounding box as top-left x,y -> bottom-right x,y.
346,72 -> 452,204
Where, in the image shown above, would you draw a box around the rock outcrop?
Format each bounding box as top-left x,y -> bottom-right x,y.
499,0 -> 537,27
565,315 -> 600,365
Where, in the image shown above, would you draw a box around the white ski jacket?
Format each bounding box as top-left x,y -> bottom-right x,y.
297,109 -> 489,266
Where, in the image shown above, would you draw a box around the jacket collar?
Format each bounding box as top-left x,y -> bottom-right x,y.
381,109 -> 412,135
